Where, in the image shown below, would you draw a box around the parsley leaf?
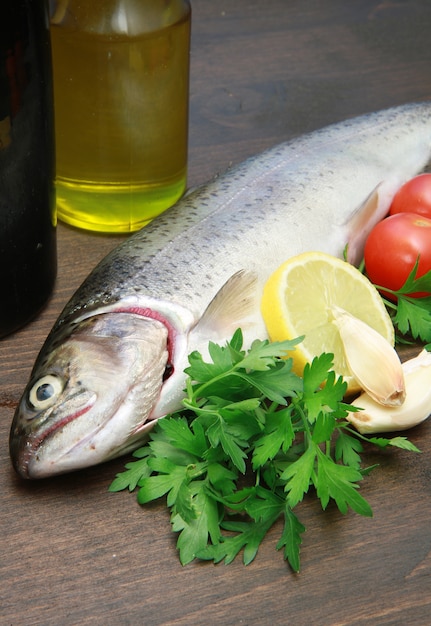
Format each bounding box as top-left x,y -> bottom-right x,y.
393,297 -> 431,343
368,436 -> 421,453
370,261 -> 431,343
109,454 -> 152,492
172,489 -> 222,565
314,448 -> 372,516
277,505 -> 306,573
252,408 -> 295,468
110,329 -> 420,572
335,430 -> 363,469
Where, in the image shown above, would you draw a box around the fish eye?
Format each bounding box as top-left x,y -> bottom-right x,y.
28,375 -> 64,412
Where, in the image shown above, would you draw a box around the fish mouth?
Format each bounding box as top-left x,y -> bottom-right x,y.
12,393 -> 97,479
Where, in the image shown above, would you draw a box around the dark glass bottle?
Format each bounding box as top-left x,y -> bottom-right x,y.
0,0 -> 56,338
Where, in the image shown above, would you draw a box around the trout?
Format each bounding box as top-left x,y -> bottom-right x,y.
10,103 -> 431,478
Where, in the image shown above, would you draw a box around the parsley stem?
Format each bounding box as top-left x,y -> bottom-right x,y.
380,296 -> 397,312
292,399 -> 312,442
371,283 -> 397,297
255,467 -> 261,487
187,461 -> 208,480
190,369 -> 243,403
342,424 -> 375,444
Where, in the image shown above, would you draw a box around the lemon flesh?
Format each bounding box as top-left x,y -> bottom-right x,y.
261,251 -> 394,392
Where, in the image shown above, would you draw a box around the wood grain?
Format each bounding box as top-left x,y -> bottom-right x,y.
1,1 -> 431,624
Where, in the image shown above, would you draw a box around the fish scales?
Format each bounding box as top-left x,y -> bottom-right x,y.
10,102 -> 431,478
58,103 -> 431,323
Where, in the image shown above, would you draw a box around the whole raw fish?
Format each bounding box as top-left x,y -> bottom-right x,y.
10,103 -> 431,478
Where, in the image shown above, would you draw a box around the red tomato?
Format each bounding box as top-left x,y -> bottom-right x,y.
364,213 -> 431,299
389,173 -> 431,218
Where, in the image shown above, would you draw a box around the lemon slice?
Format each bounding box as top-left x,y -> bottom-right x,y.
261,251 -> 395,392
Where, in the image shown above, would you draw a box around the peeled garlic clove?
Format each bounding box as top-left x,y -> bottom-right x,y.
347,349 -> 431,434
331,306 -> 405,407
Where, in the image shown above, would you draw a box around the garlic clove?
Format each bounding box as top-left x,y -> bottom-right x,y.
331,306 -> 405,407
347,349 -> 431,434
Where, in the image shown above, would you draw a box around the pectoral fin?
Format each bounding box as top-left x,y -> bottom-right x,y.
194,270 -> 262,341
346,180 -> 402,266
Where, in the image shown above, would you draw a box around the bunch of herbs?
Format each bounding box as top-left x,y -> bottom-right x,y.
110,329 -> 418,571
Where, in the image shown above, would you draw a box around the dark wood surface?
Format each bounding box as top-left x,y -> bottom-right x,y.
1,1 -> 431,624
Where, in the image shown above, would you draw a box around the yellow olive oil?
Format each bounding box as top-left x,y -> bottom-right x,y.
50,1 -> 190,233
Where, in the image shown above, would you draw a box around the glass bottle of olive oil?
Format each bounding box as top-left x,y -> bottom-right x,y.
50,0 -> 191,233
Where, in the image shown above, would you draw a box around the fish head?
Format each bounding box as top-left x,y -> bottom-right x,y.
10,312 -> 169,479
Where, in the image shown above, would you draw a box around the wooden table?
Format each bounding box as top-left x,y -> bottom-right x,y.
1,1 -> 431,624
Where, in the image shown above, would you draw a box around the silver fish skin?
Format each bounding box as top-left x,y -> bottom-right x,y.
10,102 -> 431,479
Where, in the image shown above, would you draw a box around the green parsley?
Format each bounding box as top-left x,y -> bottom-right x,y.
110,329 -> 420,572
346,248 -> 431,344
373,260 -> 431,344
